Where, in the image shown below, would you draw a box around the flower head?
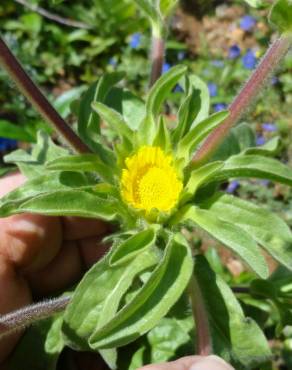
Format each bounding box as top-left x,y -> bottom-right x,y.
242,50 -> 257,69
0,137 -> 17,152
256,135 -> 265,146
162,63 -> 171,74
208,82 -> 218,97
262,123 -> 277,132
121,146 -> 183,214
129,33 -> 141,49
240,15 -> 256,31
213,103 -> 227,112
228,45 -> 241,59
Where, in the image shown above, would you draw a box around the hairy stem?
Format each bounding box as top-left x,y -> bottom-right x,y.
0,296 -> 70,338
149,37 -> 165,87
193,34 -> 292,165
14,0 -> 92,29
188,274 -> 212,356
0,36 -> 91,153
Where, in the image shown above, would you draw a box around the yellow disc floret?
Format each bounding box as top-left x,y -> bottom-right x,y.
121,146 -> 183,213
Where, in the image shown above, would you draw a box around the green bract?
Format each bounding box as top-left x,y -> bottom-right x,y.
2,65 -> 292,368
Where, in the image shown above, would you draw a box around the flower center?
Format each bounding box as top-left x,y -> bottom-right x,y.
121,146 -> 182,213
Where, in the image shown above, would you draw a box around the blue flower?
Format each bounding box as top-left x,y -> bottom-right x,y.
242,49 -> 257,69
174,84 -> 184,93
108,57 -> 117,67
256,135 -> 265,146
0,137 -> 17,152
262,123 -> 277,132
240,15 -> 256,31
211,60 -> 225,68
208,83 -> 218,97
271,76 -> 278,85
129,33 -> 141,49
162,62 -> 171,74
177,51 -> 186,61
213,103 -> 227,112
228,45 -> 241,59
226,180 -> 240,194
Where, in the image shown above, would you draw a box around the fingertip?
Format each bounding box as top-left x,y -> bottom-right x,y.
78,236 -> 109,269
0,213 -> 62,272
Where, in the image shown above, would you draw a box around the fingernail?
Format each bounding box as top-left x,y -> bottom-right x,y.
190,356 -> 234,370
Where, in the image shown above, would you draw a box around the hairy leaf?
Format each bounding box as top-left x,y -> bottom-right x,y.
171,206 -> 269,278
193,256 -> 271,368
89,234 -> 193,349
203,193 -> 292,271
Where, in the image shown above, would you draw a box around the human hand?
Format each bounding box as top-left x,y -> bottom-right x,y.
139,355 -> 235,370
0,172 -> 109,366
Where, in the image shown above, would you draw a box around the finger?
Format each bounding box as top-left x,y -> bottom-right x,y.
78,236 -> 109,269
139,355 -> 235,370
0,255 -> 31,363
62,217 -> 109,241
26,241 -> 83,296
0,173 -> 63,271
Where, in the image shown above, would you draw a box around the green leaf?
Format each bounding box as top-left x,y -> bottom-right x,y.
6,314 -> 64,370
0,171 -> 92,217
147,65 -> 187,117
159,0 -> 179,17
105,88 -> 145,131
177,111 -> 229,163
133,0 -> 162,35
269,0 -> 292,33
63,248 -> 160,351
110,229 -> 156,267
187,74 -> 210,125
89,234 -> 193,349
153,116 -> 171,151
47,154 -> 117,184
181,161 -> 224,204
139,66 -> 187,145
4,131 -> 69,179
78,73 -> 123,163
18,189 -> 123,221
204,193 -> 292,272
172,206 -> 269,278
244,136 -> 280,156
215,154 -> 292,186
172,76 -> 209,144
147,315 -> 193,363
0,120 -> 34,142
91,102 -> 133,143
193,256 -> 271,368
243,0 -> 266,8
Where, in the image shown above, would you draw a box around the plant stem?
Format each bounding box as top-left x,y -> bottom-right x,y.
0,296 -> 70,338
0,36 -> 91,154
14,0 -> 92,29
149,36 -> 165,87
188,274 -> 212,356
193,34 -> 292,165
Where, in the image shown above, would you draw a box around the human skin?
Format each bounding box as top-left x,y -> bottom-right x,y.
0,173 -> 234,370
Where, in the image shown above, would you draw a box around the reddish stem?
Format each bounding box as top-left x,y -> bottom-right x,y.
149,37 -> 165,87
188,274 -> 212,356
0,36 -> 90,153
193,35 -> 292,165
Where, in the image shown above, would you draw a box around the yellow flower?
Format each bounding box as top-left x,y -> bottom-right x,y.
121,146 -> 183,213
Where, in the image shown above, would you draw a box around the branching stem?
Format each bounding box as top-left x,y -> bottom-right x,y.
0,36 -> 91,153
0,296 -> 70,338
149,36 -> 165,87
188,274 -> 212,356
193,34 -> 292,165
